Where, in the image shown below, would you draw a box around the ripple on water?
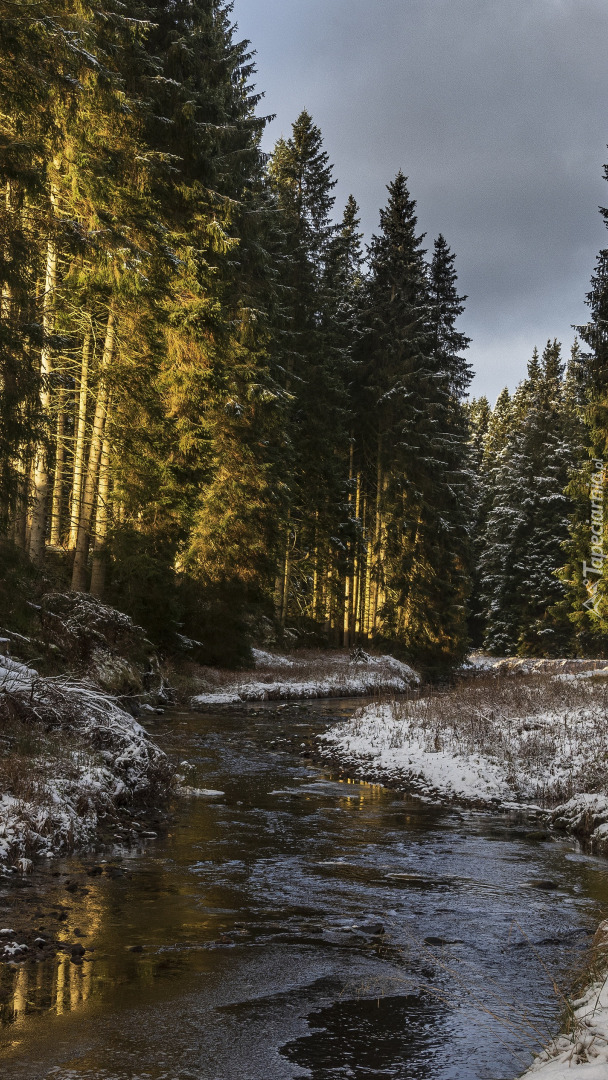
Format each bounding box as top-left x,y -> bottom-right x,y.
0,700 -> 607,1080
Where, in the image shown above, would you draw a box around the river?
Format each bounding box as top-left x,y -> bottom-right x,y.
1,698 -> 607,1080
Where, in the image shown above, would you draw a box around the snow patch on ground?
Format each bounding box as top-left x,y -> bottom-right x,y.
317,685 -> 608,810
0,673 -> 174,873
463,655 -> 608,678
318,702 -> 511,804
0,656 -> 35,692
192,653 -> 419,706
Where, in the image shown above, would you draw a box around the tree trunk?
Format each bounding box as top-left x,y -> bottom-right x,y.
49,385 -> 66,546
343,443 -> 355,647
280,521 -> 292,629
11,457 -> 28,550
370,437 -> 383,635
68,332 -> 92,549
28,228 -> 58,564
0,180 -> 12,320
324,561 -> 333,639
71,309 -> 116,591
353,471 -> 362,640
312,512 -> 319,623
90,433 -> 111,598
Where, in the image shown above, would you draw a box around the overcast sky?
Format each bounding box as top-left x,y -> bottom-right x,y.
234,0 -> 608,401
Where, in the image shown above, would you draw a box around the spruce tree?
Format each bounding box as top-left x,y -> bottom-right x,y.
361,182 -> 472,667
480,343 -> 577,655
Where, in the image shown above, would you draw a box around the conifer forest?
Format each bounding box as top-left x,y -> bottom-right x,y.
8,6 -> 608,1079
1,0 -> 608,673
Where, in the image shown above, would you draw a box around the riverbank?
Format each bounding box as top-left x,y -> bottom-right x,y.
188,648 -> 419,705
316,671 -> 608,825
314,669 -> 608,1079
0,655 -> 175,881
0,591 -> 180,881
516,920 -> 608,1079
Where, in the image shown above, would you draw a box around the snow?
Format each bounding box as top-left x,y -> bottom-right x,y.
462,655 -> 608,678
192,653 -> 419,706
179,787 -> 225,797
252,648 -> 294,668
518,923 -> 608,1078
318,702 -> 511,804
0,672 -> 174,872
0,656 -> 35,692
318,682 -> 608,810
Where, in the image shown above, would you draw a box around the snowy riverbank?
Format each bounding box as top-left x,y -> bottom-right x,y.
190,648 -> 419,706
0,655 -> 174,876
315,670 -> 608,1080
517,921 -> 608,1079
317,672 -> 608,819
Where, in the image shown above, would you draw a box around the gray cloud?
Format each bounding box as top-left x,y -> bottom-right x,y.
234,0 -> 608,400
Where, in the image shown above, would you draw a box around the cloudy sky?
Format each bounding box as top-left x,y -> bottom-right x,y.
234,0 -> 608,401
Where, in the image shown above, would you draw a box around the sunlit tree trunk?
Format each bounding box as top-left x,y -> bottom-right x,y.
1,181 -> 14,527
353,471 -> 362,640
29,163 -> 61,564
280,520 -> 292,629
49,385 -> 66,545
68,332 -> 92,548
324,560 -> 333,639
1,181 -> 12,320
312,511 -> 319,622
343,443 -> 354,647
90,433 -> 111,598
71,308 -> 115,591
28,225 -> 58,564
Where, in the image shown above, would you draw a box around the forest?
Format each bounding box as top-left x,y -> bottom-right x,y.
2,0 -> 608,674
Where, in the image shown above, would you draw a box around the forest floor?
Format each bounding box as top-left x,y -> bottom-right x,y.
186,647 -> 419,705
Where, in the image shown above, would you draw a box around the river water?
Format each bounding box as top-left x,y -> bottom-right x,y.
1,699 -> 608,1080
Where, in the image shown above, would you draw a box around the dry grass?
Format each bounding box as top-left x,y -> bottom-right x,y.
177,647 -> 417,704
338,672 -> 608,808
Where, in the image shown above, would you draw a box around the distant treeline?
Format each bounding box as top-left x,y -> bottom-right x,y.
1,1 -> 607,668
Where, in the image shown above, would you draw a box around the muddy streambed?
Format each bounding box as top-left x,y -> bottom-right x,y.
1,699 -> 608,1079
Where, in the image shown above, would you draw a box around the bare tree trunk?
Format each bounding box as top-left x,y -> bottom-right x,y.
324,560 -> 333,639
49,385 -> 66,546
68,332 -> 92,549
71,309 -> 116,591
343,443 -> 355,648
90,433 -> 111,598
11,457 -> 28,549
312,512 -> 319,622
1,180 -> 12,320
1,182 -> 15,529
353,472 -> 362,640
370,437 -> 383,635
28,226 -> 58,564
280,521 -> 292,629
